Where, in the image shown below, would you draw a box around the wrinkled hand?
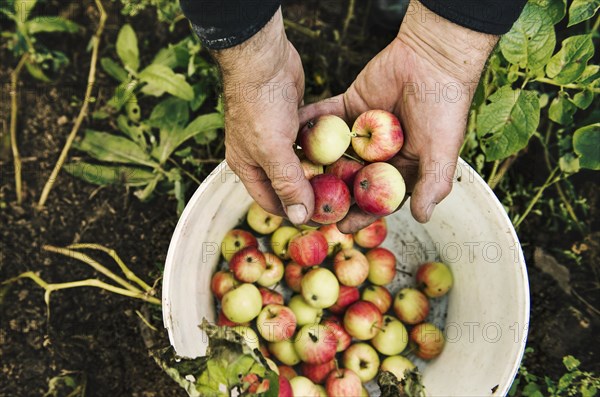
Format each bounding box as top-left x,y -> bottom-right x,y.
214,9 -> 313,225
300,0 -> 498,232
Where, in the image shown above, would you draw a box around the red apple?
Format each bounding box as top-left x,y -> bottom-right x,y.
322,317 -> 352,352
284,262 -> 305,293
299,115 -> 351,165
342,343 -> 380,383
328,285 -> 360,315
210,270 -> 237,300
229,246 -> 266,283
293,324 -> 338,364
279,376 -> 294,397
351,109 -> 404,162
310,174 -> 351,224
301,158 -> 325,180
301,360 -> 336,384
318,223 -> 354,257
257,253 -> 285,287
278,365 -> 298,380
333,248 -> 369,287
354,162 -> 406,216
271,226 -> 300,260
411,322 -> 445,360
289,230 -> 328,267
365,247 -> 396,285
256,304 -> 297,342
259,287 -> 284,306
221,229 -> 258,261
353,218 -> 387,248
326,369 -> 362,397
325,156 -> 364,188
246,201 -> 283,235
393,288 -> 430,325
343,301 -> 383,340
361,285 -> 392,314
416,261 -> 454,297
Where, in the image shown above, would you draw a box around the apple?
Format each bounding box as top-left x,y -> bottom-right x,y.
290,376 -> 322,397
232,325 -> 260,351
365,247 -> 396,285
371,315 -> 408,356
343,301 -> 383,340
279,376 -> 294,397
301,268 -> 340,309
326,369 -> 362,397
217,309 -> 248,327
301,360 -> 336,384
299,115 -> 351,165
289,295 -> 323,326
221,283 -> 262,323
353,218 -> 387,248
271,226 -> 300,259
246,201 -> 283,234
316,384 -> 328,397
328,285 -> 360,315
310,174 -> 351,224
361,285 -> 392,313
256,304 -> 297,342
257,252 -> 285,287
416,261 -> 454,298
333,248 -> 369,287
411,322 -> 445,360
342,343 -> 380,383
210,270 -> 237,300
258,287 -> 284,306
293,324 -> 337,364
354,163 -> 406,216
289,230 -> 329,267
278,365 -> 298,380
351,109 -> 403,162
284,262 -> 305,293
268,339 -> 301,366
318,223 -> 354,257
301,158 -> 325,180
361,386 -> 370,397
380,355 -> 415,381
265,358 -> 279,374
392,287 -> 430,325
221,229 -> 258,261
229,246 -> 266,283
322,317 -> 352,352
325,156 -> 364,188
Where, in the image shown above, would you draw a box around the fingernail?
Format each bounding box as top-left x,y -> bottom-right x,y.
425,203 -> 436,222
286,204 -> 308,225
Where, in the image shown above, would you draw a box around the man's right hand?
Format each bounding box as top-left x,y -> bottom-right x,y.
213,8 -> 314,225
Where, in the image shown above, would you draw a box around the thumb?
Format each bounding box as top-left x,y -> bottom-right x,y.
298,94 -> 347,125
410,149 -> 458,223
260,145 -> 315,225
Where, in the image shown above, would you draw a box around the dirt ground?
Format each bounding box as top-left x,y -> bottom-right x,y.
0,1 -> 598,396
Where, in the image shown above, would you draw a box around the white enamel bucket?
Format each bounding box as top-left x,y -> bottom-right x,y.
162,159 -> 529,396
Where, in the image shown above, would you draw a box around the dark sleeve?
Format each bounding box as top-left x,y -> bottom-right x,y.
180,0 -> 281,50
419,0 -> 527,35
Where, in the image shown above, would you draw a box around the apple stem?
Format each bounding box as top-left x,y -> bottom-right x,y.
341,152 -> 365,165
396,267 -> 413,277
334,359 -> 342,377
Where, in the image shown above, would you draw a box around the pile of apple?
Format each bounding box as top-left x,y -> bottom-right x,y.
211,202 -> 454,397
298,110 -> 406,224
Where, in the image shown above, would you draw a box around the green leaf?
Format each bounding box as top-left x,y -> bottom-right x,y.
101,57 -> 128,82
151,38 -> 191,69
138,64 -> 194,100
117,115 -> 146,148
77,130 -> 158,167
573,123 -> 600,170
477,86 -> 540,161
500,3 -> 556,70
25,17 -> 79,34
559,153 -> 581,173
191,82 -> 209,112
147,97 -> 190,130
116,24 -> 140,72
25,62 -> 51,82
65,162 -> 157,186
549,92 -> 577,125
134,175 -> 161,201
567,0 -> 600,27
546,34 -> 594,85
105,80 -> 139,112
530,0 -> 567,23
571,90 -> 594,109
576,64 -> 600,84
15,0 -> 36,22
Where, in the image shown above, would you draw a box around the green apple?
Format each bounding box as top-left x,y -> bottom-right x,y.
221,283 -> 262,323
380,355 -> 415,381
299,115 -> 351,165
257,252 -> 285,287
301,268 -> 340,309
371,315 -> 408,356
268,339 -> 301,366
247,201 -> 283,234
342,343 -> 380,383
232,325 -> 260,351
290,376 -> 321,397
289,295 -> 323,326
271,226 -> 300,259
221,229 -> 258,261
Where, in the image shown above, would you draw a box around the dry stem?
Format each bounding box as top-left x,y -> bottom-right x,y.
9,54 -> 28,205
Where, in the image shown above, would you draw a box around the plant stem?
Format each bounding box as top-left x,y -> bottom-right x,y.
514,167 -> 561,229
341,0 -> 356,44
43,245 -> 142,294
37,0 -> 107,208
283,19 -> 320,39
516,71 -> 600,93
66,243 -> 153,292
489,155 -> 519,190
9,54 -> 28,205
168,158 -> 202,184
487,160 -> 500,187
592,14 -> 600,32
